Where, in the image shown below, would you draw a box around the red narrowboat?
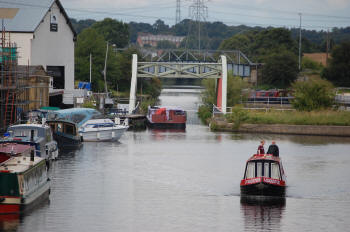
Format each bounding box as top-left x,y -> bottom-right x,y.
146,106 -> 186,129
0,143 -> 50,214
240,154 -> 286,196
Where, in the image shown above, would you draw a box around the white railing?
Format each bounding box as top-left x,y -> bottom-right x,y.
212,104 -> 295,116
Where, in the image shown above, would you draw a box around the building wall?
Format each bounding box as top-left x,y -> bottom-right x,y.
30,1 -> 75,91
10,33 -> 33,65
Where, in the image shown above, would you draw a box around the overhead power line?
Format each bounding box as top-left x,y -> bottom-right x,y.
209,2 -> 350,20
0,0 -> 348,30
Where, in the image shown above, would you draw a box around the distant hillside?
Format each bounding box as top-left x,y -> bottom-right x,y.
70,18 -> 350,52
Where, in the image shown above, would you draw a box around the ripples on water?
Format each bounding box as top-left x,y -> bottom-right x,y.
1,89 -> 350,232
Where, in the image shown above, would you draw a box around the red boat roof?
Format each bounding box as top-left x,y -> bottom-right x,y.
0,143 -> 32,155
247,154 -> 281,162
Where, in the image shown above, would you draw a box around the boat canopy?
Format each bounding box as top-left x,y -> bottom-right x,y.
47,108 -> 102,128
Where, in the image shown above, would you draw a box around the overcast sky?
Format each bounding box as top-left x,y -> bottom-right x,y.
61,0 -> 350,30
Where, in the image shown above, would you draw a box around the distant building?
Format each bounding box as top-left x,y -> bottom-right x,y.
137,33 -> 185,48
0,0 -> 77,105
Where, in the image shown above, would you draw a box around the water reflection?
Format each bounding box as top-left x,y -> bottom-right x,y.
0,198 -> 49,232
149,128 -> 187,141
0,214 -> 20,232
240,196 -> 285,232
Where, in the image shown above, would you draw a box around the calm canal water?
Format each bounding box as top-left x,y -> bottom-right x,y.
1,89 -> 350,232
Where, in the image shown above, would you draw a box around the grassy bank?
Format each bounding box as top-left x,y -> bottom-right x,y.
226,109 -> 350,126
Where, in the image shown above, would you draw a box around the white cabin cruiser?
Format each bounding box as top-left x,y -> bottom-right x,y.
79,118 -> 128,142
48,108 -> 128,142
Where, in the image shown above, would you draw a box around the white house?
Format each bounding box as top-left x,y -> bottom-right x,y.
1,0 -> 76,105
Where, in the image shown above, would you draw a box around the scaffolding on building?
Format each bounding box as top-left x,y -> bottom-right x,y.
0,30 -> 50,132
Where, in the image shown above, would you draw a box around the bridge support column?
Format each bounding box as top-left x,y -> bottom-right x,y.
221,55 -> 227,114
129,54 -> 138,114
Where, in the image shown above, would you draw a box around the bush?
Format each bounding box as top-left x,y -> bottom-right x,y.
198,105 -> 212,124
140,98 -> 158,114
291,77 -> 335,111
226,107 -> 249,129
302,57 -> 323,72
81,100 -> 96,109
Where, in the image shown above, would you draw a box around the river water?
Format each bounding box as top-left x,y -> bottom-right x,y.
1,89 -> 350,232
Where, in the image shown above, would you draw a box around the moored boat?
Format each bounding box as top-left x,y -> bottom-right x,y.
47,120 -> 82,150
240,154 -> 286,196
1,124 -> 58,160
48,108 -> 128,142
79,118 -> 128,142
146,106 -> 186,129
0,143 -> 50,214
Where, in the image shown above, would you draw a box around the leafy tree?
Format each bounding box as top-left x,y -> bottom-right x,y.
219,28 -> 297,62
291,77 -> 335,111
322,41 -> 350,86
261,50 -> 299,88
202,75 -> 250,107
92,18 -> 129,48
75,28 -> 108,92
152,19 -> 170,34
70,18 -> 96,34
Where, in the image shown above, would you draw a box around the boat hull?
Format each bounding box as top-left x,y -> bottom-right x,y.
240,182 -> 286,196
0,182 -> 50,214
52,133 -> 82,151
80,128 -> 127,142
146,121 -> 186,129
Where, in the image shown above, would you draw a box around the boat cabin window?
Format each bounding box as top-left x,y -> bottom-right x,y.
103,123 -> 114,127
174,110 -> 185,115
65,124 -> 75,135
245,162 -> 255,179
271,163 -> 281,179
263,162 -> 269,177
245,161 -> 281,179
12,129 -> 38,138
57,123 -> 63,132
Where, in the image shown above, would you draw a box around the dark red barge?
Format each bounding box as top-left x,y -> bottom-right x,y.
146,106 -> 186,129
240,154 -> 286,196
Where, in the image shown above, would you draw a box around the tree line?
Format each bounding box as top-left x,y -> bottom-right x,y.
71,18 -> 350,51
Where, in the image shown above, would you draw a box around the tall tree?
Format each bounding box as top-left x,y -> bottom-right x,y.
92,18 -> 129,48
323,41 -> 350,86
75,28 -> 119,92
261,50 -> 299,88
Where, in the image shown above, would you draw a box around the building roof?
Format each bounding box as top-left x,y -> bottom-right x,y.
0,0 -> 76,36
17,65 -> 46,75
